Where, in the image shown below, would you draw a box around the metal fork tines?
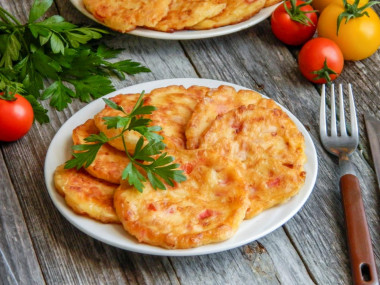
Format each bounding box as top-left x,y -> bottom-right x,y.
320,84 -> 358,160
319,84 -> 378,285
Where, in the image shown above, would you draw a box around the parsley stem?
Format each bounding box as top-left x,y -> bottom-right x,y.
0,7 -> 21,26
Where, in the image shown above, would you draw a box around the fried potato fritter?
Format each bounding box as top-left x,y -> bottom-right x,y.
190,0 -> 266,30
199,105 -> 306,219
152,0 -> 227,32
114,150 -> 249,249
72,119 -> 129,184
54,165 -> 120,223
94,85 -> 208,153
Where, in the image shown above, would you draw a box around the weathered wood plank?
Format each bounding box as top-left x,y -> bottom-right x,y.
180,18 -> 380,284
169,228 -> 314,285
0,150 -> 46,285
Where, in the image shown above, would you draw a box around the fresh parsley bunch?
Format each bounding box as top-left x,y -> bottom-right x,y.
0,0 -> 150,123
65,92 -> 187,192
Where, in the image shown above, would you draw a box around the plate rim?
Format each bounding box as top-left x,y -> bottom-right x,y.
44,77 -> 318,256
69,0 -> 280,40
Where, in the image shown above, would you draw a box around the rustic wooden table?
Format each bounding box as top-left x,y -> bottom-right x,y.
1,1 -> 379,284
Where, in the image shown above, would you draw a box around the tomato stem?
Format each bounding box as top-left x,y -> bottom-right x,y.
312,58 -> 338,84
0,88 -> 17,101
284,0 -> 318,26
337,0 -> 380,34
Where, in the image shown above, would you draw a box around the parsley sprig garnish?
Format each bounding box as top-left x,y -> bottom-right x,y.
0,0 -> 150,123
65,92 -> 187,192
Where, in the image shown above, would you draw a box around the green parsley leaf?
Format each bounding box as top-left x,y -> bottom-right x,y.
122,163 -> 146,193
29,0 -> 53,23
69,75 -> 115,102
31,49 -> 62,79
103,98 -> 125,112
146,170 -> 166,190
65,143 -> 104,170
106,59 -> 151,80
65,91 -> 186,192
24,95 -> 49,123
64,132 -> 109,170
0,33 -> 21,69
63,49 -> 103,78
96,44 -> 122,59
41,80 -> 75,110
103,116 -> 131,130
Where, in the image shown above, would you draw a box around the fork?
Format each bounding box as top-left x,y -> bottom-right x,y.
320,84 -> 378,285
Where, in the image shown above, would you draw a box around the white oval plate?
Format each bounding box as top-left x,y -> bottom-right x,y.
44,78 -> 318,256
69,0 -> 280,40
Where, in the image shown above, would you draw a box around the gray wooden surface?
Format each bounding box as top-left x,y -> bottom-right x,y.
0,1 -> 379,284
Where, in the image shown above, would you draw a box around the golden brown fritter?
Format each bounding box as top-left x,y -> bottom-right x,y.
152,0 -> 226,32
83,0 -> 172,32
191,0 -> 266,30
54,165 -> 120,223
186,85 -> 280,149
199,105 -> 306,219
114,149 -> 249,249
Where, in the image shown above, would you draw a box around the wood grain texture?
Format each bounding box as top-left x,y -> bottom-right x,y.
0,150 -> 45,285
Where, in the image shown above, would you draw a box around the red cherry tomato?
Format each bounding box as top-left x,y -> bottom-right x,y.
0,94 -> 34,142
271,0 -> 318,46
298,38 -> 344,84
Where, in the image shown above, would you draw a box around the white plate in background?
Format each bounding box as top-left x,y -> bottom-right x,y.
69,0 -> 280,40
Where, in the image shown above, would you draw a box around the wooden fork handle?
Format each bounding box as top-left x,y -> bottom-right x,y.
340,174 -> 379,285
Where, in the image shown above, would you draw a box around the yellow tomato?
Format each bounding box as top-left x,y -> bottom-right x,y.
317,0 -> 380,60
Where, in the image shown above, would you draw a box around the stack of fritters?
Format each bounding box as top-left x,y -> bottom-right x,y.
83,0 -> 280,33
54,84 -> 306,249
